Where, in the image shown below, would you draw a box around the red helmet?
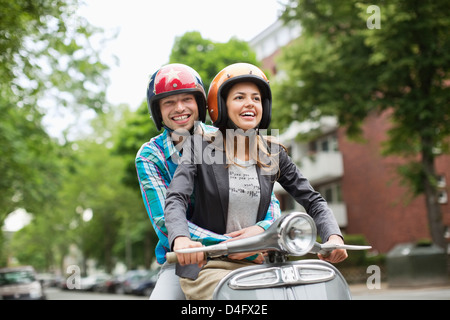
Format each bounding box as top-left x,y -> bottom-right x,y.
207,63 -> 271,129
147,64 -> 207,131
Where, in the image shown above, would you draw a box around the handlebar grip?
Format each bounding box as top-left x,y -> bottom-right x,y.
166,252 -> 178,264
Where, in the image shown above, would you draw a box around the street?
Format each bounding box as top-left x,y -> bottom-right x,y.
43,283 -> 450,300
44,287 -> 148,300
350,283 -> 450,300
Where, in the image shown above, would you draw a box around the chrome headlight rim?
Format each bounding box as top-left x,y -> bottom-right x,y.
278,212 -> 317,256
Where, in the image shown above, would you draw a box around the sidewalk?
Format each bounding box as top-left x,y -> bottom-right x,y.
350,282 -> 450,300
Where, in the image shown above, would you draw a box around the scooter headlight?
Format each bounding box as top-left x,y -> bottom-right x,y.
278,212 -> 317,256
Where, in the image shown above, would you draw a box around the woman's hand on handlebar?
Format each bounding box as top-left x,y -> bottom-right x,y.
224,226 -> 266,263
224,225 -> 265,241
318,234 -> 348,263
173,236 -> 206,268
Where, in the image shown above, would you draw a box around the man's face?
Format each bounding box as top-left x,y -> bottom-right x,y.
159,93 -> 199,132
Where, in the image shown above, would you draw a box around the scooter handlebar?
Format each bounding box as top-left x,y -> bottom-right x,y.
166,252 -> 178,264
166,244 -> 372,264
165,251 -> 208,264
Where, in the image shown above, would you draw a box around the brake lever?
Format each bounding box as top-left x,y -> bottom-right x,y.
310,242 -> 372,256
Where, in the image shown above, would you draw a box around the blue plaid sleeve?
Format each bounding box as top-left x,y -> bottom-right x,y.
136,143 -> 172,264
256,191 -> 281,230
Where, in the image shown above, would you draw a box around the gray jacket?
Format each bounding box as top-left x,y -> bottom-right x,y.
165,134 -> 342,278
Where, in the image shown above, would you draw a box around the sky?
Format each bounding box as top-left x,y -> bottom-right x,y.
78,0 -> 283,109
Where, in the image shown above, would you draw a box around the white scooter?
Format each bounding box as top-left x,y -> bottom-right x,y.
167,212 -> 371,300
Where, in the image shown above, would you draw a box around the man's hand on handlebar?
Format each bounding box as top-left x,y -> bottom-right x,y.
173,236 -> 206,267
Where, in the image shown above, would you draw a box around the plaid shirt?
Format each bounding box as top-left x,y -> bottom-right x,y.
135,123 -> 281,264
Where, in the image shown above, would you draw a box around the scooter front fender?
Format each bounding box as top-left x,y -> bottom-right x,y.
212,260 -> 352,300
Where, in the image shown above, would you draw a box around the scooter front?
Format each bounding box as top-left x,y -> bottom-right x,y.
212,259 -> 352,300
168,212 -> 370,300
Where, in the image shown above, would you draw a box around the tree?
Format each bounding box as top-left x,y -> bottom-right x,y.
8,105 -> 150,273
1,0 -> 109,128
169,31 -> 259,91
275,0 -> 450,247
1,0 -> 110,265
1,0 -> 109,214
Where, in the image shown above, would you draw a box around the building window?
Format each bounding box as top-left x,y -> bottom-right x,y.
438,191 -> 448,204
437,174 -> 447,204
437,174 -> 446,188
309,133 -> 338,154
318,182 -> 342,204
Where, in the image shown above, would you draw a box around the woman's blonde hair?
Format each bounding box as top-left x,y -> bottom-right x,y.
203,128 -> 286,179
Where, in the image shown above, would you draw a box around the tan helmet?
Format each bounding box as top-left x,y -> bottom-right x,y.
207,63 -> 271,129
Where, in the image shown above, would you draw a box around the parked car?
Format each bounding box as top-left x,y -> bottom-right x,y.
94,275 -> 122,294
36,273 -> 60,288
114,270 -> 151,295
80,273 -> 112,291
132,269 -> 159,296
0,266 -> 46,300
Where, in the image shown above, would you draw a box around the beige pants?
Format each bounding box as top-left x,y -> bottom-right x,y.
179,258 -> 256,300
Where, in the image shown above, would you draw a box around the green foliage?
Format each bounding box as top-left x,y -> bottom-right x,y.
0,103 -> 60,217
275,0 -> 450,246
1,0 -> 111,270
1,0 -> 109,116
9,212 -> 57,270
169,31 -> 259,92
1,0 -> 110,217
276,0 -> 450,159
113,101 -> 160,189
6,106 -> 151,272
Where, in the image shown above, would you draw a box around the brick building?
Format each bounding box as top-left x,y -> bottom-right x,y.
250,20 -> 450,253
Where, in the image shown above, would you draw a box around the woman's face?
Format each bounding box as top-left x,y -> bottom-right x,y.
226,82 -> 263,131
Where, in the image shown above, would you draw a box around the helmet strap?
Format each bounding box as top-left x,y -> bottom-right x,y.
226,118 -> 261,132
163,121 -> 199,136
